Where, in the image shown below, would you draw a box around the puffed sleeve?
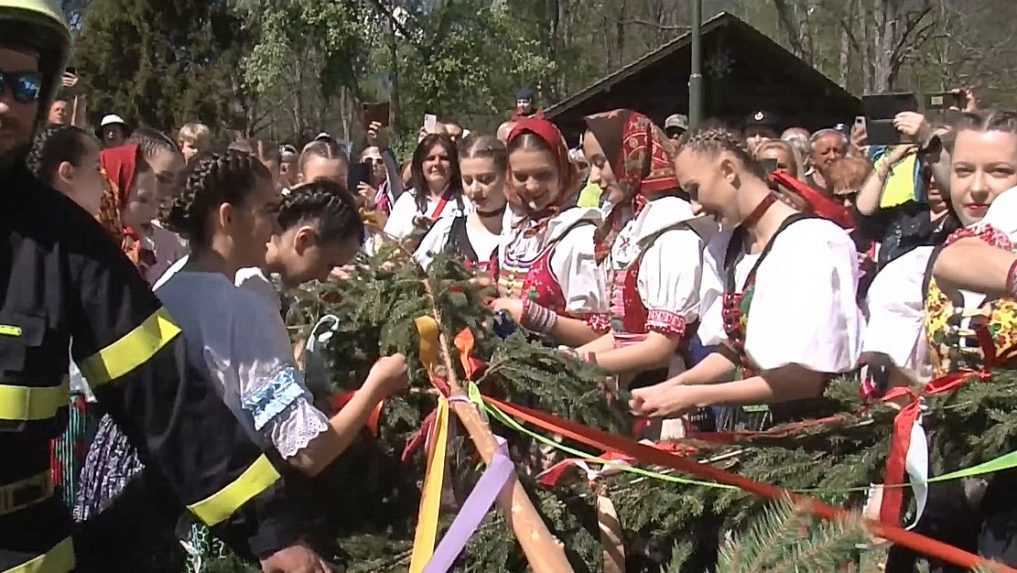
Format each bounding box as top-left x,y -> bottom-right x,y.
695,231 -> 732,346
549,223 -> 607,316
977,187 -> 1017,242
743,220 -> 863,373
231,301 -> 331,460
383,190 -> 420,241
636,228 -> 705,338
862,246 -> 933,371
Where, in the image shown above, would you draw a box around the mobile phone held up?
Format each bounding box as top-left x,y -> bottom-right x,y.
862,93 -> 918,146
348,162 -> 372,195
362,102 -> 390,128
423,113 -> 438,134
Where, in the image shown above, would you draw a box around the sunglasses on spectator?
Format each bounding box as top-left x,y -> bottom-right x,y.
0,71 -> 42,103
362,157 -> 384,167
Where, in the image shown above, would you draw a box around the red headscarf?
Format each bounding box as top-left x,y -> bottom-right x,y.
584,109 -> 680,262
507,116 -> 575,220
98,144 -> 155,273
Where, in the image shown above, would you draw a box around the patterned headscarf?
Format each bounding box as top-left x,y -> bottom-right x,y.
507,116 -> 575,220
584,109 -> 680,262
98,144 -> 155,274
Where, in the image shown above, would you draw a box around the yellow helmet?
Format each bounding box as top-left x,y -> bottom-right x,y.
0,0 -> 71,112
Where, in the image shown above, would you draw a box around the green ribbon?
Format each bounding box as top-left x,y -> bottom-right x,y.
467,383 -> 1017,496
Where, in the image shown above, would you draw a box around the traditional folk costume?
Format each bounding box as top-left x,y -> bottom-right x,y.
903,188 -> 1017,568
698,202 -> 863,430
413,210 -> 502,272
493,118 -> 607,337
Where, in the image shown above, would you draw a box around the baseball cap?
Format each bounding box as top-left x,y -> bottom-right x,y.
100,114 -> 127,128
515,87 -> 536,101
665,113 -> 689,132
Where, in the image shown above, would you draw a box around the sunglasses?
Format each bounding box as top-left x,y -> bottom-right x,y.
0,71 -> 42,104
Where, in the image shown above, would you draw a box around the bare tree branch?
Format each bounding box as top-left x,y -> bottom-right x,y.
773,0 -> 806,57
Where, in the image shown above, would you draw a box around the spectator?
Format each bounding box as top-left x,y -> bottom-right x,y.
384,133 -> 466,247
47,95 -> 68,125
806,128 -> 849,194
99,113 -> 130,148
279,143 -> 299,190
27,125 -> 104,215
743,110 -> 779,152
664,113 -> 689,141
443,118 -> 465,143
126,127 -> 187,283
176,122 -> 211,164
827,156 -> 873,209
496,119 -> 517,143
357,145 -> 392,213
755,139 -> 799,177
781,127 -> 811,171
257,141 -> 284,192
513,87 -> 538,119
300,138 -> 349,188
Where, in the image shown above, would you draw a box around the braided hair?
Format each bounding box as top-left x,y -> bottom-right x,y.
678,126 -> 766,180
162,151 -> 271,245
278,180 -> 364,245
27,125 -> 97,185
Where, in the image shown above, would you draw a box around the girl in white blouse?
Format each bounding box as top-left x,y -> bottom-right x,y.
630,128 -> 862,422
157,154 -> 407,479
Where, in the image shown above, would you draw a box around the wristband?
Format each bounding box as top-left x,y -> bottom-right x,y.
521,299 -> 559,334
1006,258 -> 1017,299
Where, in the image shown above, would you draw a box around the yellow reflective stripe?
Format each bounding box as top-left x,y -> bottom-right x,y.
0,325 -> 22,337
78,307 -> 181,388
0,381 -> 68,422
187,454 -> 281,526
2,537 -> 75,573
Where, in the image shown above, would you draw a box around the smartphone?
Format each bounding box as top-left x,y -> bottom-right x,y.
65,66 -> 77,75
862,93 -> 919,146
362,102 -> 390,128
760,158 -> 779,176
925,92 -> 965,112
423,113 -> 438,133
348,162 -> 372,192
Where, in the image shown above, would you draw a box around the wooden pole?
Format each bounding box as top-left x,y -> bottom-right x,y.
422,280 -> 575,573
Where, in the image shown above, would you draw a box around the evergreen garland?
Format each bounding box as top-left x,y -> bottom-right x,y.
204,248 -> 1017,572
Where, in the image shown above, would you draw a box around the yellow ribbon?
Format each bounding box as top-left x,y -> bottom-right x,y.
415,316 -> 441,374
409,396 -> 450,573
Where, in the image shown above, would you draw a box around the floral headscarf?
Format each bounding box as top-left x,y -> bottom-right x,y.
98,144 -> 155,273
584,109 -> 680,262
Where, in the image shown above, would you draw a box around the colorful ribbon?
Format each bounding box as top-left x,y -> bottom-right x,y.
409,397 -> 450,573
423,436 -> 515,573
479,392 -> 1012,571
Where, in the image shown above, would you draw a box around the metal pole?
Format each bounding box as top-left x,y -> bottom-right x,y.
689,0 -> 703,130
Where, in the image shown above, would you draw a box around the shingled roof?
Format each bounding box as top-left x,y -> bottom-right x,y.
545,11 -> 861,141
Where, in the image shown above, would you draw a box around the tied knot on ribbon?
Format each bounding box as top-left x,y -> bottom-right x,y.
879,325 -> 997,527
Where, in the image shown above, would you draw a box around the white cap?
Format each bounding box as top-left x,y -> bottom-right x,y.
100,114 -> 127,128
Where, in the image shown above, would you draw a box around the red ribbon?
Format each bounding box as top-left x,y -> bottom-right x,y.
770,171 -> 855,229
482,395 -> 1012,571
879,325 -> 996,526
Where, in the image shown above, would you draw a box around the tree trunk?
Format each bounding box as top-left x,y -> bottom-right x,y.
873,0 -> 895,93
615,0 -> 628,68
860,0 -> 872,92
839,0 -> 855,88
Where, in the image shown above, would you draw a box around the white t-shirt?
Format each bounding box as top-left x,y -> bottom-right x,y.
383,188 -> 470,242
699,218 -> 863,373
157,271 -> 330,459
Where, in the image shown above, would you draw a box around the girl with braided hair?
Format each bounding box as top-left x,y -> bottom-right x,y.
630,127 -> 862,429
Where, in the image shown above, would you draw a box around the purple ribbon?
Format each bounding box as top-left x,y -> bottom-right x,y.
423,436 -> 515,573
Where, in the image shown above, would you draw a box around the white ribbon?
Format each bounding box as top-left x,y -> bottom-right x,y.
904,410 -> 929,529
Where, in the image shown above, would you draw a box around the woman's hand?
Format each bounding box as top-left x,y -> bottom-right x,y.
357,182 -> 378,209
259,542 -> 332,573
366,121 -> 388,148
629,384 -> 706,418
893,112 -> 932,145
489,297 -> 524,323
367,353 -> 409,397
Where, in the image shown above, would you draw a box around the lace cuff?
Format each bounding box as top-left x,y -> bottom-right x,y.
646,310 -> 687,338
264,399 -> 332,459
242,367 -> 307,431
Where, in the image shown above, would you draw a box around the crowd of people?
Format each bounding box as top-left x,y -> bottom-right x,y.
5,1 -> 1017,572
